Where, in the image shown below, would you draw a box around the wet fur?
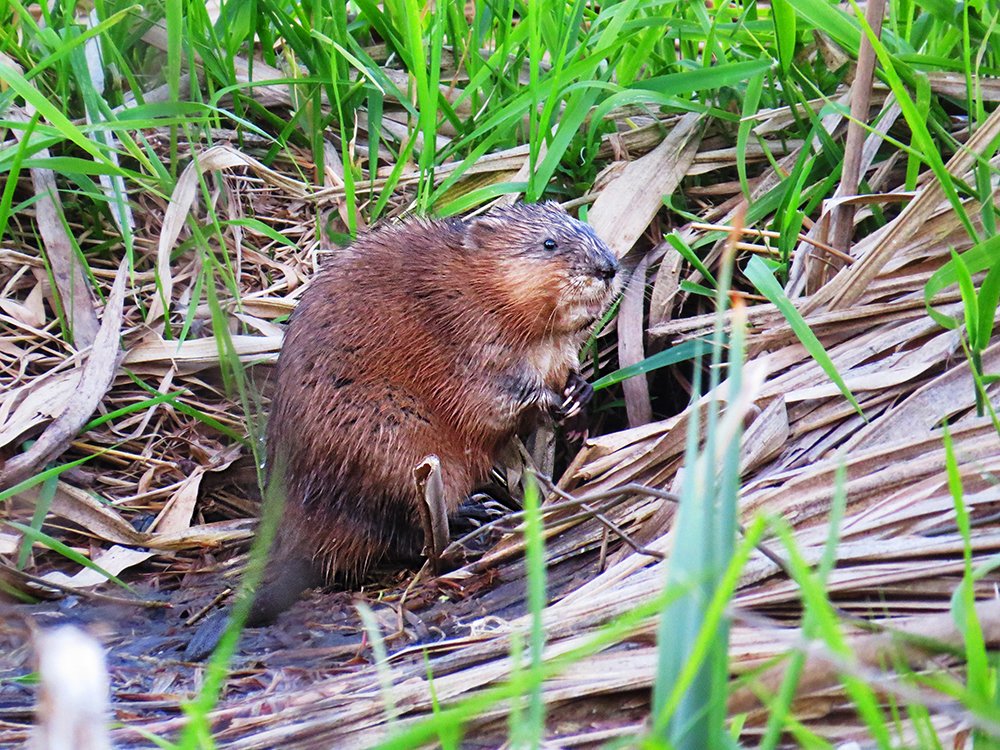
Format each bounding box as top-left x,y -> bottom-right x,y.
253,202 -> 620,623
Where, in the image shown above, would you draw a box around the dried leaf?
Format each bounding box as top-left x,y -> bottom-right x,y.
589,111 -> 702,257
0,261 -> 127,488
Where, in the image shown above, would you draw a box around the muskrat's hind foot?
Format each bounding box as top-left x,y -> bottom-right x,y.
437,494 -> 509,567
450,493 -> 507,535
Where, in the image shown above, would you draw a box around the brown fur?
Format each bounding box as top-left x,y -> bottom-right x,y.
252,202 -> 620,623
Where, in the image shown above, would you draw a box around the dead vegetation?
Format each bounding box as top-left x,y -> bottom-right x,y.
3,21 -> 1000,748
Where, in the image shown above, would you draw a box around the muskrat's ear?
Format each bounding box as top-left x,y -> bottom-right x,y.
464,214 -> 507,248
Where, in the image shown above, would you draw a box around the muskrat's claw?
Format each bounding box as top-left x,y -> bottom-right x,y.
558,371 -> 593,420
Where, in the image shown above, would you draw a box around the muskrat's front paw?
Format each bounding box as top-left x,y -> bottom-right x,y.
557,371 -> 593,420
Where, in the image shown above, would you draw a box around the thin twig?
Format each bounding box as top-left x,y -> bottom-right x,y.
691,221 -> 855,263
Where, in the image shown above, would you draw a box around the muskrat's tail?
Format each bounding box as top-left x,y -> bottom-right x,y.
246,555 -> 324,626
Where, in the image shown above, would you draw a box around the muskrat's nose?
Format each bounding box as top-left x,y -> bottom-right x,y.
596,255 -> 619,281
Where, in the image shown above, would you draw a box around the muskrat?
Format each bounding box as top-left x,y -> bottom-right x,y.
250,201 -> 620,623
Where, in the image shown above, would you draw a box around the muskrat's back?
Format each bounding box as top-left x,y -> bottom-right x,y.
255,202 -> 620,622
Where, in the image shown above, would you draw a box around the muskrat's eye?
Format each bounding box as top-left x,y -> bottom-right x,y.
543,239 -> 558,251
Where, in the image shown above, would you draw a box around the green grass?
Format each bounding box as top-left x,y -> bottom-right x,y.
5,0 -> 1000,747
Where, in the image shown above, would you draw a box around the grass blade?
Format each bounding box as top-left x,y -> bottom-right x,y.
745,255 -> 865,418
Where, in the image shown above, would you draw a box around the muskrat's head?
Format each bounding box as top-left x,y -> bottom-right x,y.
464,202 -> 622,336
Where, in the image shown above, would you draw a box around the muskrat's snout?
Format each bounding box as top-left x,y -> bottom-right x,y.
594,253 -> 619,282
573,225 -> 619,284
586,234 -> 620,287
